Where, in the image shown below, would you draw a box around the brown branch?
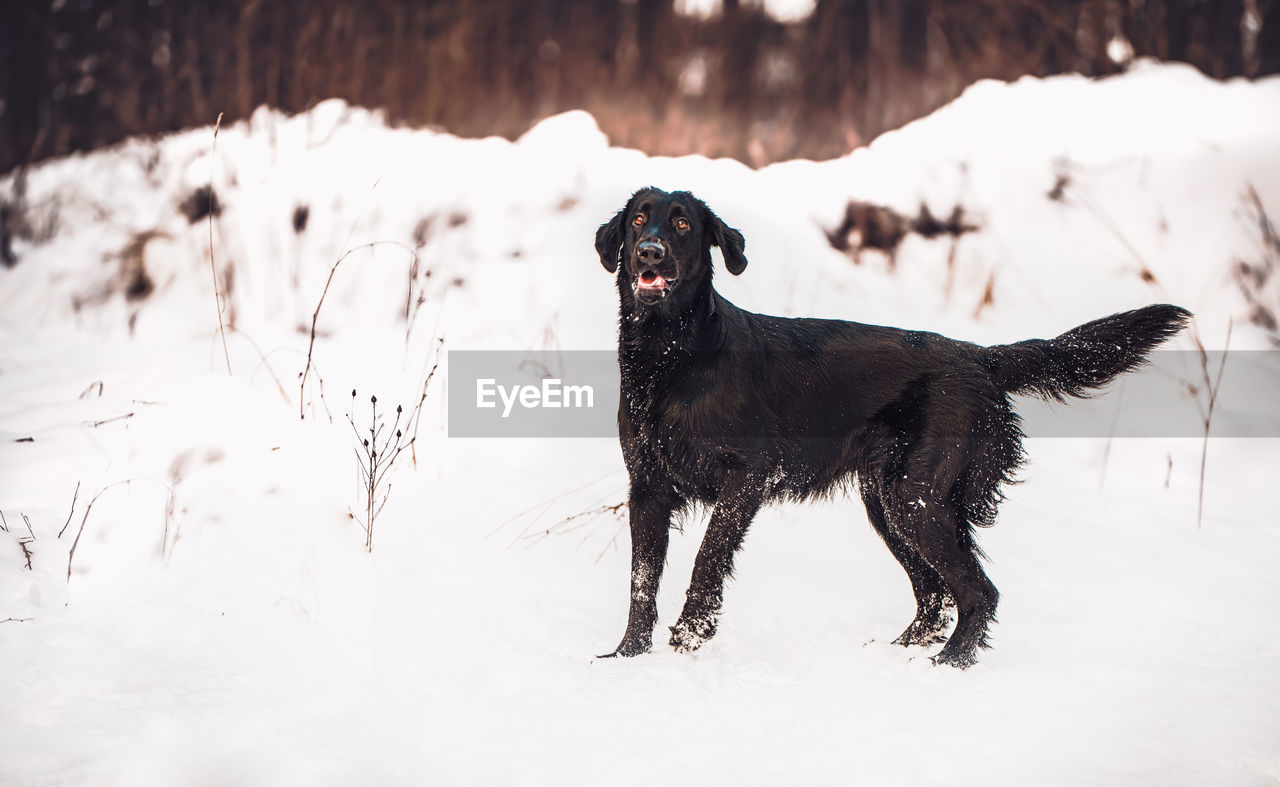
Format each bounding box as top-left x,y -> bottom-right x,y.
520,501 -> 629,552
486,468 -> 627,539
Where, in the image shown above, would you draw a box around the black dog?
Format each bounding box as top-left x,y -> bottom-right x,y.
594,187 -> 1189,667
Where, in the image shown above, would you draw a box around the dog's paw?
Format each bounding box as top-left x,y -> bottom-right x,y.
669,616 -> 717,654
891,628 -> 950,648
929,648 -> 979,669
890,610 -> 955,648
598,635 -> 653,659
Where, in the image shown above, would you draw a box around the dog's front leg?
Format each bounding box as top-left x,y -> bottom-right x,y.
670,469 -> 765,653
601,481 -> 677,658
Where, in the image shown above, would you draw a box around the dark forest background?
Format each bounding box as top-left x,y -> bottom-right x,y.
2,0 -> 1277,175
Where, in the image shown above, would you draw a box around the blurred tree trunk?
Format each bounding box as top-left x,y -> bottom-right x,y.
1261,0 -> 1280,74
1,1 -> 54,164
0,0 -> 1271,176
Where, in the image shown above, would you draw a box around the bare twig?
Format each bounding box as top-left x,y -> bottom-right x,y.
352,396 -> 394,548
1,617 -> 33,624
251,346 -> 305,391
516,498 -> 629,551
595,520 -> 628,564
208,112 -> 232,375
67,479 -> 176,581
298,240 -> 419,419
486,468 -> 627,539
404,251 -> 427,344
344,353 -> 445,551
524,502 -> 627,540
14,512 -> 35,570
1190,319 -> 1232,529
1235,185 -> 1280,340
1053,169 -> 1168,288
79,381 -> 104,399
58,481 -> 82,538
88,412 -> 134,428
1245,183 -> 1280,250
408,338 -> 445,466
0,509 -> 8,532
1074,188 -> 1155,277
230,328 -> 291,405
348,392 -> 404,551
299,359 -> 334,424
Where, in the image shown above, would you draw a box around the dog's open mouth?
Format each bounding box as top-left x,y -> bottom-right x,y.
634,270 -> 673,300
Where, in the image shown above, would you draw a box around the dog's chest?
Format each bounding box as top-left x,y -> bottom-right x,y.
619,364 -> 731,498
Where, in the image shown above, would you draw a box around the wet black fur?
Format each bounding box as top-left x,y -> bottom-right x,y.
595,187 -> 1190,668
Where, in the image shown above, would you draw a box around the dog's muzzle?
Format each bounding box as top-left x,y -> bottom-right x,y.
634,270 -> 671,300
633,240 -> 675,301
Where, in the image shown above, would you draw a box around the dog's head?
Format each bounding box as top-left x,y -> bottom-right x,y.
594,187 -> 747,308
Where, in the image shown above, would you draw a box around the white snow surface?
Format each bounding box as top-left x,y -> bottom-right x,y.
2,62 -> 1279,785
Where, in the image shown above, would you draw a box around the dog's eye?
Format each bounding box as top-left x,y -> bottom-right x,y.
632,214 -> 646,227
675,217 -> 690,231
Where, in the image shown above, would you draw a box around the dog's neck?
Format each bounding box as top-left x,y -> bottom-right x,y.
616,272 -> 723,364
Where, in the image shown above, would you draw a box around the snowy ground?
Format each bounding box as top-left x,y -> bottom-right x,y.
2,61 -> 1279,785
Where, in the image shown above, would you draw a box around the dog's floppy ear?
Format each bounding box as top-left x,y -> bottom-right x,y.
594,208 -> 625,273
705,205 -> 748,275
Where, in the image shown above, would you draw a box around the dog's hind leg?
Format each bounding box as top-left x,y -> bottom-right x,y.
670,468 -> 765,653
602,481 -> 679,658
885,480 -> 998,669
860,482 -> 955,646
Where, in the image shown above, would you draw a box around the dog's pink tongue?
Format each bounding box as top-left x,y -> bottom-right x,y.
639,272 -> 667,289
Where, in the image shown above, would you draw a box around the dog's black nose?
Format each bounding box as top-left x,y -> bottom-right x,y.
637,241 -> 665,263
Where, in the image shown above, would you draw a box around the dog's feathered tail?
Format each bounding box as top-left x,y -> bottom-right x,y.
982,304 -> 1191,401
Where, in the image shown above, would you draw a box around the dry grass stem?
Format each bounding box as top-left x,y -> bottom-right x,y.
67,479 -> 176,581
1188,319 -> 1232,528
298,239 -> 420,420
208,112 -> 232,375
231,328 -> 291,405
88,413 -> 135,428
346,353 -> 442,551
